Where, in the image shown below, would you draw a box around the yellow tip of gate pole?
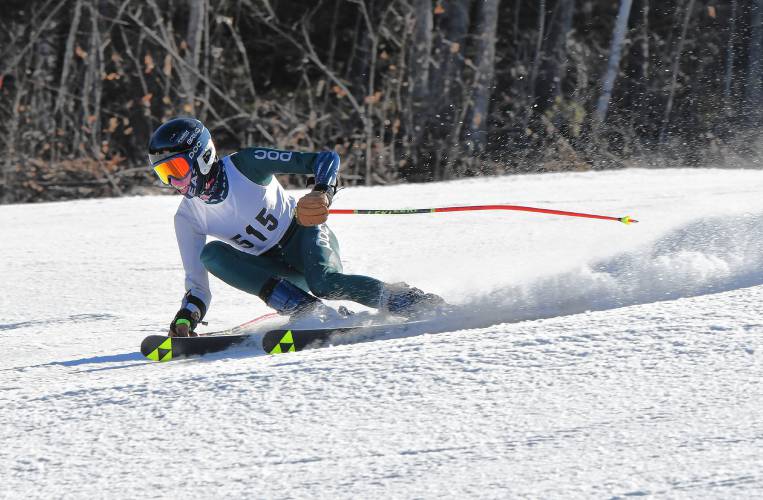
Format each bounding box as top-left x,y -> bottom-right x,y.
619,216 -> 638,225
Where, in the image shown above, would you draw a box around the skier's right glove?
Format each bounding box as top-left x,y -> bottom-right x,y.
169,308 -> 199,337
296,190 -> 330,226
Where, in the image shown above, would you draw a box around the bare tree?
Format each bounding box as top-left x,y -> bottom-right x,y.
406,0 -> 434,171
436,0 -> 470,105
411,0 -> 433,108
423,0 -> 470,179
535,0 -> 576,123
527,0 -> 546,110
1,0 -> 761,203
184,0 -> 207,114
747,0 -> 763,123
593,0 -> 634,129
659,0 -> 696,143
465,0 -> 501,155
724,0 -> 738,104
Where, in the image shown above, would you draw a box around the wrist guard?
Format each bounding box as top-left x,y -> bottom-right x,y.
170,308 -> 200,334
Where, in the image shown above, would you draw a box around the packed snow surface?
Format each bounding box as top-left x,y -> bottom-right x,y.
2,168 -> 763,498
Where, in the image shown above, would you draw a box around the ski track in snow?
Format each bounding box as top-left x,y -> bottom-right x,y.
2,168 -> 763,499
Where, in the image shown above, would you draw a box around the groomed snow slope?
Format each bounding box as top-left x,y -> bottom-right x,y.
2,168 -> 763,499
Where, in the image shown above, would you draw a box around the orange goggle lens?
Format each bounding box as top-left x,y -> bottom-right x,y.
153,156 -> 191,184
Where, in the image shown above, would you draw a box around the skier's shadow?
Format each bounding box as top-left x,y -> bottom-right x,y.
55,343 -> 266,370
50,352 -> 152,372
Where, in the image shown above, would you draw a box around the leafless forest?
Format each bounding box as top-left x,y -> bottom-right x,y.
1,0 -> 761,203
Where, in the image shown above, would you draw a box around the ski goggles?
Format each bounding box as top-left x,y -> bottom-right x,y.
153,156 -> 191,185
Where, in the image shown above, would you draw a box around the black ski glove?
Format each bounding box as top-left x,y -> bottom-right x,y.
169,292 -> 207,337
169,308 -> 200,337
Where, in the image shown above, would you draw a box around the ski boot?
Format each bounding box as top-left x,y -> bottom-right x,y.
261,278 -> 347,322
381,282 -> 448,318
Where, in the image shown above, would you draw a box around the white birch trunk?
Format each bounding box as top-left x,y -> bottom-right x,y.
593,0 -> 634,128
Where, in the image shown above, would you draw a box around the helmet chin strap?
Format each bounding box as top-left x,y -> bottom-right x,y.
203,160 -> 220,189
193,158 -> 227,202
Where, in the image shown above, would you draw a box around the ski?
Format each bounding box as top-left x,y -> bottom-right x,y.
260,327 -> 357,354
140,334 -> 249,362
140,326 -> 358,362
140,322 -> 421,362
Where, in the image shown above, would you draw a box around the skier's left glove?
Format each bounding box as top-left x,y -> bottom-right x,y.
169,308 -> 200,337
296,190 -> 330,226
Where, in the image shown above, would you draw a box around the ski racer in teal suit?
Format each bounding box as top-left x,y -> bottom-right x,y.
148,117 -> 444,337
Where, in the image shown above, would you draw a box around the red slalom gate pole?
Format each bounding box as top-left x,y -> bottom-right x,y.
329,204 -> 638,225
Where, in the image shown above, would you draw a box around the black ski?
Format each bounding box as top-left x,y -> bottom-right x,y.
260,327 -> 357,354
141,326 -> 362,362
140,322 -> 425,362
140,334 -> 249,362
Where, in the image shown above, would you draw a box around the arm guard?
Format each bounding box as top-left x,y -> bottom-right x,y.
312,151 -> 340,205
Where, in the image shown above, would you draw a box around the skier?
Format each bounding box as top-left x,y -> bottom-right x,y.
148,117 -> 444,337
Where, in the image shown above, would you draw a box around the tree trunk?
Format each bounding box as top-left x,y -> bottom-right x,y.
593,0 -> 634,129
553,0 -> 576,102
431,0 -> 470,117
54,0 -> 83,118
724,0 -> 738,104
746,0 -> 763,123
31,8 -> 57,160
411,0 -> 433,108
433,0 -> 470,179
465,0 -> 500,154
184,0 -> 206,113
527,0 -> 546,107
441,0 -> 470,93
349,1 -> 373,101
409,0 -> 433,149
620,0 -> 650,132
536,0 -> 576,113
639,0 -> 650,85
659,0 -> 696,143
